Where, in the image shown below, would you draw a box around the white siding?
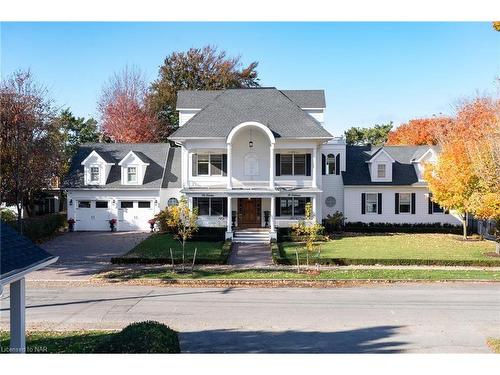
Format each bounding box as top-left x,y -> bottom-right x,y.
319,139 -> 346,219
343,186 -> 461,225
178,110 -> 199,126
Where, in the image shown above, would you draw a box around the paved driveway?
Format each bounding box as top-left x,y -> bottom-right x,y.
1,283 -> 499,353
27,231 -> 150,281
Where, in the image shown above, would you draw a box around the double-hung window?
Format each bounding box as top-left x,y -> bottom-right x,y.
279,197 -> 310,217
127,167 -> 137,183
432,201 -> 444,213
377,164 -> 386,178
366,193 -> 378,214
193,197 -> 227,216
196,154 -> 224,176
280,154 -> 307,176
90,167 -> 100,183
399,193 -> 411,213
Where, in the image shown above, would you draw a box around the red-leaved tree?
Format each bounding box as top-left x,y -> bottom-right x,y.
386,117 -> 453,145
98,66 -> 161,143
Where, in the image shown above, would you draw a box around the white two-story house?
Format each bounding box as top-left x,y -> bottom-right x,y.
63,87 -> 461,240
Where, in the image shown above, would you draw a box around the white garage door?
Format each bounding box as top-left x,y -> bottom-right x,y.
75,200 -> 111,231
117,200 -> 155,231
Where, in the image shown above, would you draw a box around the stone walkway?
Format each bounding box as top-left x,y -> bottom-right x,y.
228,243 -> 272,267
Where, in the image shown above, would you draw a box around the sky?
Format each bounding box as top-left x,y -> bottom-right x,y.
1,22 -> 498,136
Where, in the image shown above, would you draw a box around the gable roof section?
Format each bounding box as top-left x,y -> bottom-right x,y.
80,150 -> 115,165
177,90 -> 222,109
63,143 -> 181,189
342,145 -> 435,186
1,222 -> 57,284
118,151 -> 151,166
170,88 -> 333,139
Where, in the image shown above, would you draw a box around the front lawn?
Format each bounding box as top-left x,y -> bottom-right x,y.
112,233 -> 231,264
279,233 -> 500,266
102,268 -> 500,281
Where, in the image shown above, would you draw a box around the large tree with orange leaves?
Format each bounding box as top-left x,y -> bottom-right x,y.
424,97 -> 500,241
98,66 -> 161,143
386,117 -> 452,145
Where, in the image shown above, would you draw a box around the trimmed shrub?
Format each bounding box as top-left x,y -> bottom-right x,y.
94,321 -> 180,354
4,213 -> 66,242
190,227 -> 226,241
344,222 -> 463,234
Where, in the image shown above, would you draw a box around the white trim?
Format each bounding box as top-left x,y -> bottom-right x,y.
118,151 -> 150,166
412,148 -> 437,163
366,148 -> 396,163
226,121 -> 276,145
80,150 -> 114,166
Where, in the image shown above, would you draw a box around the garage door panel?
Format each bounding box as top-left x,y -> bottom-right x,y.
118,200 -> 155,231
75,200 -> 110,231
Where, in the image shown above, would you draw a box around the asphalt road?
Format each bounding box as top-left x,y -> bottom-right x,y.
1,283 -> 499,353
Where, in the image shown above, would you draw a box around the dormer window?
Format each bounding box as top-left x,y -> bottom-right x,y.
90,167 -> 100,183
127,167 -> 137,183
377,164 -> 386,178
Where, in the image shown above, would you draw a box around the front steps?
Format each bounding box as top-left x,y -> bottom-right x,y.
233,228 -> 270,244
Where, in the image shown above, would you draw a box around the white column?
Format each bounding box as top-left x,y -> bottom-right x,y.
312,195 -> 318,223
270,196 -> 276,237
312,146 -> 317,188
269,143 -> 275,189
10,278 -> 26,353
227,144 -> 232,189
182,147 -> 188,188
226,197 -> 233,239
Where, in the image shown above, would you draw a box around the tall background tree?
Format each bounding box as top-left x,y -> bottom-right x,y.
148,45 -> 260,137
344,122 -> 393,146
55,108 -> 100,175
98,66 -> 160,143
386,117 -> 452,145
0,70 -> 63,228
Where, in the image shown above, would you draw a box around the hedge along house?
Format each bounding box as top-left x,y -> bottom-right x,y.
63,88 -> 462,241
0,222 -> 58,353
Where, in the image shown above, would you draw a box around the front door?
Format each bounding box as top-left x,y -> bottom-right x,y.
238,198 -> 261,227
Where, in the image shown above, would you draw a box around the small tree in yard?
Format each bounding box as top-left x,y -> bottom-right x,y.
163,196 -> 198,271
291,202 -> 324,267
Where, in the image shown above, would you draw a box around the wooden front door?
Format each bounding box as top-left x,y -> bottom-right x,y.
238,198 -> 261,227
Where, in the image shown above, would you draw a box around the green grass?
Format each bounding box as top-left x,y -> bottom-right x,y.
0,330 -> 114,354
487,338 -> 500,353
102,268 -> 500,281
113,233 -> 228,264
280,233 -> 499,266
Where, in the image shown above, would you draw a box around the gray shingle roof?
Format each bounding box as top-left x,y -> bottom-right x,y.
281,90 -> 326,108
63,143 -> 181,189
177,90 -> 222,109
170,88 -> 332,139
342,145 -> 437,186
1,222 -> 57,282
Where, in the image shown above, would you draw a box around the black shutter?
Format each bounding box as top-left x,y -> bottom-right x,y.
192,154 -> 198,176
335,153 -> 340,175
428,193 -> 433,214
306,153 -> 311,176
395,193 -> 400,214
275,198 -> 281,217
222,154 -> 227,176
276,154 -> 281,176
411,193 -> 416,214
222,197 -> 228,217
322,154 -> 326,175
361,193 -> 366,214
378,193 -> 382,214
193,197 -> 198,210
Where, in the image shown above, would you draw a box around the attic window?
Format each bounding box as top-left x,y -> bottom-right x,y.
90,167 -> 100,182
127,167 -> 137,183
377,164 -> 386,178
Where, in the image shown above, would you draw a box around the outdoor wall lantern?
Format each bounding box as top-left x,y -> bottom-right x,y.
249,128 -> 254,148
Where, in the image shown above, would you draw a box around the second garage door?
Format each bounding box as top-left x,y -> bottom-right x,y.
118,200 -> 155,231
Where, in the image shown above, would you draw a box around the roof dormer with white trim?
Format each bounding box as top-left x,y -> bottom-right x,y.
366,148 -> 395,182
80,150 -> 114,186
118,151 -> 150,185
412,148 -> 437,181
